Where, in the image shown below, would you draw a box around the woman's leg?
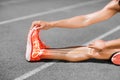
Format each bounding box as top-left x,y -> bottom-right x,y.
88,48 -> 120,60
41,46 -> 92,62
26,26 -> 93,62
26,26 -> 112,62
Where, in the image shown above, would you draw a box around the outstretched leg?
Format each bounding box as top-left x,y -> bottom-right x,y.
26,26 -> 120,63
25,26 -> 92,62
41,46 -> 92,62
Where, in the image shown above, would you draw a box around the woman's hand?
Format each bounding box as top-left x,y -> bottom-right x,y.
31,21 -> 53,30
88,40 -> 106,52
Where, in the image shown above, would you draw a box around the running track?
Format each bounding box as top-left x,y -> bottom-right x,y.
0,0 -> 120,80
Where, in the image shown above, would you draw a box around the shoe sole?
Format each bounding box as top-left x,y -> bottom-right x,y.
26,28 -> 35,61
111,53 -> 120,65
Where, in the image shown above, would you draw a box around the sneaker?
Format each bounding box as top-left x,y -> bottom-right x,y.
26,26 -> 47,61
111,52 -> 120,66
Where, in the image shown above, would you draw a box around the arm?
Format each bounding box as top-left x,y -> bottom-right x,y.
31,0 -> 119,29
49,1 -> 118,28
105,39 -> 120,49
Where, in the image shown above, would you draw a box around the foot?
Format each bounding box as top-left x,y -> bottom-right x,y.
111,52 -> 120,66
26,26 -> 47,61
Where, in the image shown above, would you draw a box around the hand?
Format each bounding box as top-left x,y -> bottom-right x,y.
88,40 -> 106,52
31,20 -> 52,30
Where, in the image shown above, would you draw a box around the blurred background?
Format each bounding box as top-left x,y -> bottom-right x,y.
0,0 -> 120,80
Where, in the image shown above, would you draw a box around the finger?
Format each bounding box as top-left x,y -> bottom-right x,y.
40,25 -> 44,29
31,22 -> 41,29
88,45 -> 95,49
88,43 -> 94,47
30,22 -> 36,29
88,44 -> 98,49
88,44 -> 98,50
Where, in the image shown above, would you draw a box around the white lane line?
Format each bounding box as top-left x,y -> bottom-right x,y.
0,0 -> 105,25
14,25 -> 120,80
14,62 -> 55,80
86,25 -> 120,44
0,0 -> 30,5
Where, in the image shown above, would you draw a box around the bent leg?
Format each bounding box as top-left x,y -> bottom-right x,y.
41,46 -> 92,62
91,48 -> 120,60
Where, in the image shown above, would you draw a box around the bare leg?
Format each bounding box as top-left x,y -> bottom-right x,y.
92,48 -> 120,60
41,46 -> 92,62
41,46 -> 120,62
26,26 -> 120,62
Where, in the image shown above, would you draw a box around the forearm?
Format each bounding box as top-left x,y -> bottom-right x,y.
49,9 -> 117,29
32,1 -> 118,29
105,39 -> 120,49
49,15 -> 87,28
48,1 -> 118,29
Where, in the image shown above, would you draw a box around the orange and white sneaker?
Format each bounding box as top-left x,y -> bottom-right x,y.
26,26 -> 47,61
